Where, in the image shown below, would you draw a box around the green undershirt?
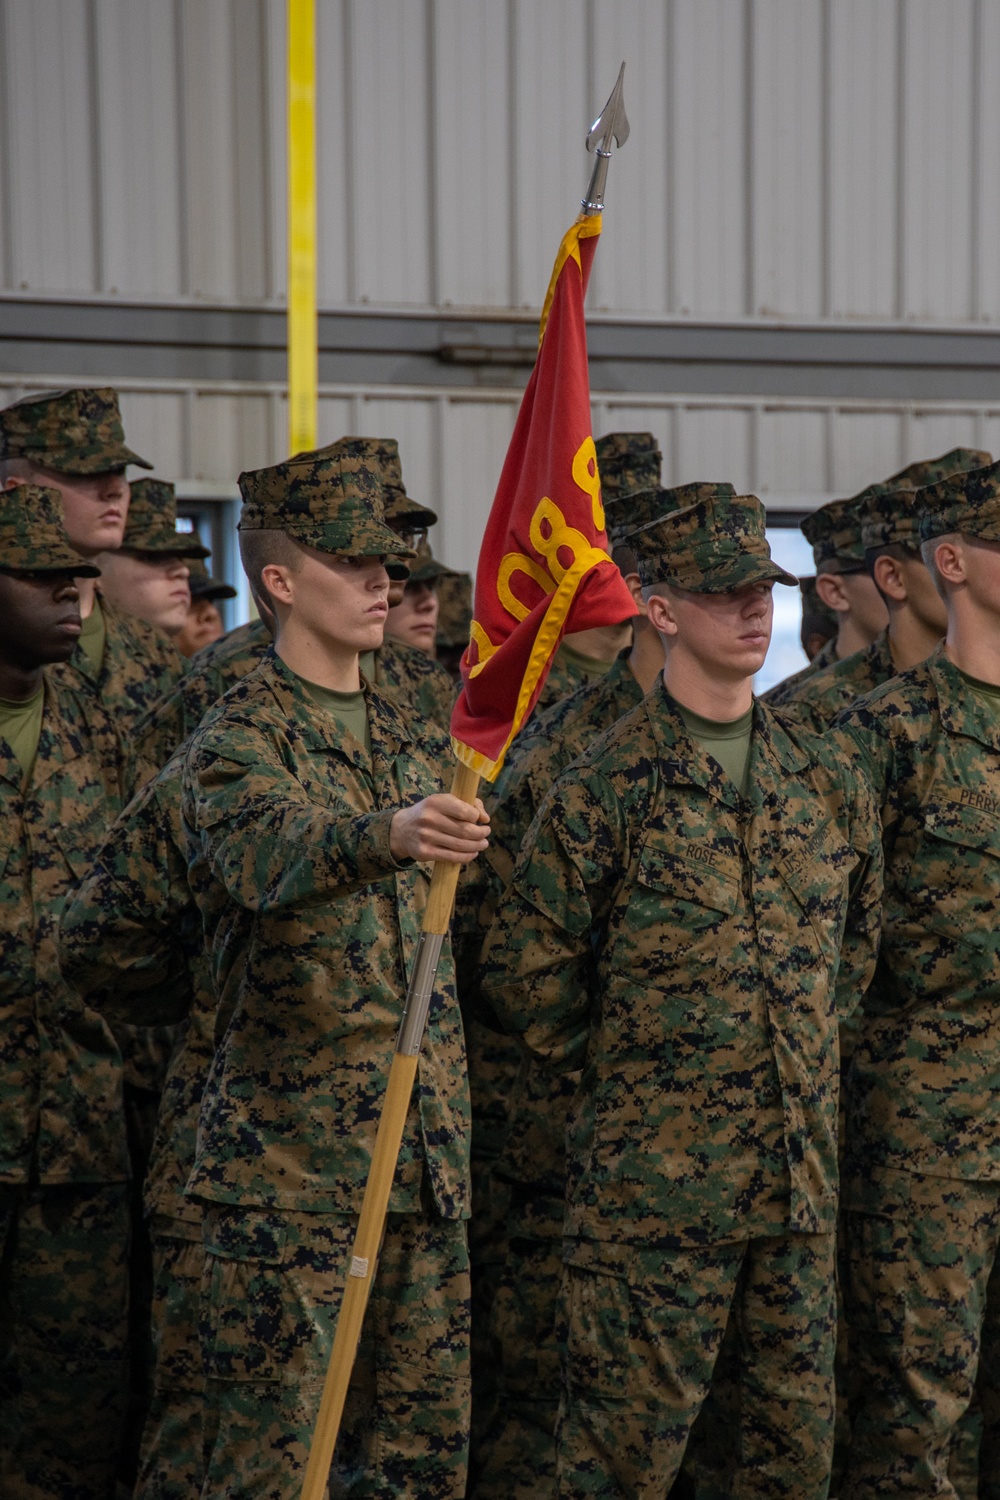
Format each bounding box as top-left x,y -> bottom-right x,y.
556,641 -> 615,682
298,653 -> 375,755
678,703 -> 755,798
78,597 -> 106,675
958,666 -> 1000,712
0,685 -> 44,786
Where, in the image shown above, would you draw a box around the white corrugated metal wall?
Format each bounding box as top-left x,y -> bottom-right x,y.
5,0 -> 1000,321
3,1 -> 1000,578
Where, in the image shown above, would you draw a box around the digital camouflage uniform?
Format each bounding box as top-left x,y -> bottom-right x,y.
59,747 -> 210,1500
779,628 -> 897,735
469,479 -> 734,1500
836,458 -> 1000,1497
181,445 -> 472,1500
62,605 -> 462,1500
99,473 -> 210,1480
136,616 -> 454,768
0,387 -> 188,731
0,484 -> 137,1499
480,495 -> 883,1499
458,434 -> 665,1485
782,460 -> 987,738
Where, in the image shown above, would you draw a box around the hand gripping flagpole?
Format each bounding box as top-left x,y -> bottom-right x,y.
299,64 -> 629,1500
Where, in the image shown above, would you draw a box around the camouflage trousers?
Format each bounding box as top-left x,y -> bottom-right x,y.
464,1013 -> 520,1481
0,1181 -> 129,1500
556,1230 -> 837,1500
198,1204 -> 471,1500
134,1213 -> 205,1500
841,1165 -> 1000,1498
472,1196 -> 563,1500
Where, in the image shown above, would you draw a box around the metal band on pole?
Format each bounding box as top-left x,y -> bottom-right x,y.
287,0 -> 317,454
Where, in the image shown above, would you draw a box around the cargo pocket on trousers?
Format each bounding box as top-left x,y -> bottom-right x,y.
201,1207 -> 291,1384
563,1262 -> 637,1401
841,1211 -> 908,1340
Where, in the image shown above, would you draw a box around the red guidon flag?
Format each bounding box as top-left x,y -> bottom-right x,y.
450,214 -> 638,781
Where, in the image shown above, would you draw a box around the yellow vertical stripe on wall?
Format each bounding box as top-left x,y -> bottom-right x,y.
287,0 -> 317,455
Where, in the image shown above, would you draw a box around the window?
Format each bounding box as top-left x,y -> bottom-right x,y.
755,523 -> 816,695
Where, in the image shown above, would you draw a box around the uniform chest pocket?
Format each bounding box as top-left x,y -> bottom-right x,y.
903,800 -> 1000,948
613,840 -> 740,979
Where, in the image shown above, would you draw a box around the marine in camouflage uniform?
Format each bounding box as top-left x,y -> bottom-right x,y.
134,438 -> 455,767
458,433 -> 665,1482
60,746 -> 219,1500
480,494 -> 883,1498
837,458 -> 1000,1497
764,494 -> 884,707
0,485 -> 137,1499
181,444 -> 480,1500
469,480 -> 735,1500
61,452 -> 470,1500
779,451 -> 988,736
0,387 -> 188,727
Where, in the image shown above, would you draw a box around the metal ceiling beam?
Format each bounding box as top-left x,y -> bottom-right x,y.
3,296 -> 1000,401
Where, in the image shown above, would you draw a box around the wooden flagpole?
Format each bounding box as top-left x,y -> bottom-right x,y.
299,761 -> 480,1500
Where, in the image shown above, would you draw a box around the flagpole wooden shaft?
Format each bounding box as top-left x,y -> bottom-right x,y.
299,761 -> 481,1500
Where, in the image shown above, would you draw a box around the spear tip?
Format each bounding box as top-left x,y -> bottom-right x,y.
586,60 -> 629,153
582,62 -> 629,214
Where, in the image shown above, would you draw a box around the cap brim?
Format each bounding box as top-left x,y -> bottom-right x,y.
124,538 -> 211,560
386,560 -> 411,581
191,580 -> 238,601
685,557 -> 798,594
386,504 -> 439,530
292,520 -> 418,559
0,559 -> 102,578
41,446 -> 154,474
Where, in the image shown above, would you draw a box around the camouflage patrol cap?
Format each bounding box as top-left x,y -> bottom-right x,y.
919,458 -> 1000,544
0,387 -> 153,474
858,482 -> 924,552
595,432 -> 662,509
611,480 -> 737,551
343,436 -> 438,532
123,479 -> 210,558
800,497 -> 865,572
187,556 -> 238,602
238,438 -> 414,558
436,570 -> 473,649
633,493 -> 797,593
886,447 -> 992,490
407,537 -> 451,584
0,484 -> 100,577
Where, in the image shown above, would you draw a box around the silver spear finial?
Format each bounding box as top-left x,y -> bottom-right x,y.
582,62 -> 629,214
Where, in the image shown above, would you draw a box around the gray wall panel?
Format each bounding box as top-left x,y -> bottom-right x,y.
828,0 -> 898,319
3,2 -> 999,325
752,0 -> 824,320
669,0 -> 748,320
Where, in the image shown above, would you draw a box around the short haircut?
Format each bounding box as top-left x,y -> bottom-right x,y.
611,542 -> 638,577
238,529 -> 305,611
0,457 -> 36,483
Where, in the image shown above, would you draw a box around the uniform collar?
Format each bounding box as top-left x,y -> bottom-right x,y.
644,676 -> 811,811
868,628 -> 896,679
263,647 -> 413,771
930,643 -> 1000,753
0,676 -> 85,795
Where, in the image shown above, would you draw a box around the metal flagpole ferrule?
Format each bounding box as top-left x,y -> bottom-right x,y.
396,931 -> 446,1056
581,61 -> 630,214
